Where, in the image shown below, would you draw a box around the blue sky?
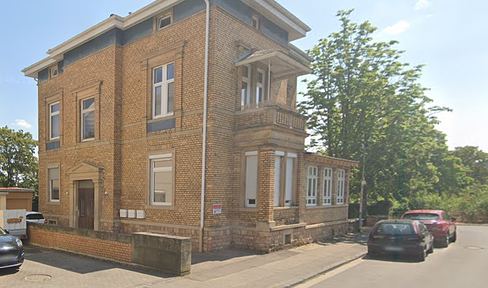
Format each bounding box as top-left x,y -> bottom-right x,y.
1,0 -> 486,152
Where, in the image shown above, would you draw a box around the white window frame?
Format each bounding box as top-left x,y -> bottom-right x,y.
241,65 -> 251,107
285,153 -> 297,207
323,168 -> 333,205
51,66 -> 59,78
252,14 -> 260,30
256,68 -> 265,104
49,102 -> 60,140
152,63 -> 175,119
274,151 -> 284,207
306,166 -> 318,207
245,151 -> 258,208
337,169 -> 345,205
149,153 -> 173,206
48,166 -> 60,202
81,98 -> 95,141
157,13 -> 172,30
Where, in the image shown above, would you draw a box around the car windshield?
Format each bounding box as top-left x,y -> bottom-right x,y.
403,213 -> 440,220
27,213 -> 44,220
376,223 -> 414,235
0,227 -> 7,236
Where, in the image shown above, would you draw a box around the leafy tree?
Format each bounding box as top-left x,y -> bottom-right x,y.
451,146 -> 488,185
299,10 -> 456,210
0,126 -> 38,189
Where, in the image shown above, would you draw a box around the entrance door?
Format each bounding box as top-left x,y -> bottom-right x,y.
78,180 -> 94,230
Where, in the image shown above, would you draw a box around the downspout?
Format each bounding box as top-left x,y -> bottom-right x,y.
200,0 -> 210,253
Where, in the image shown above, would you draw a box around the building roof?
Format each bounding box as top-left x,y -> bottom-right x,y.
22,0 -> 311,78
304,153 -> 359,168
0,187 -> 35,193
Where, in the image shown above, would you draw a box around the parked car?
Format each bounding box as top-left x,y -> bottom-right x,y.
0,227 -> 24,269
26,211 -> 47,224
367,219 -> 434,261
401,210 -> 456,247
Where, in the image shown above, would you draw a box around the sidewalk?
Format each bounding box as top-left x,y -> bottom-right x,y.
155,230 -> 369,288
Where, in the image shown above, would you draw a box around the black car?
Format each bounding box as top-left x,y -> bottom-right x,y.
0,227 -> 24,269
367,219 -> 434,261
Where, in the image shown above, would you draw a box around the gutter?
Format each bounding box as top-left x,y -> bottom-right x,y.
200,0 -> 210,253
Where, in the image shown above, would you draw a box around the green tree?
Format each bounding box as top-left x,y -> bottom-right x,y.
0,126 -> 38,189
299,10 -> 455,210
451,146 -> 488,185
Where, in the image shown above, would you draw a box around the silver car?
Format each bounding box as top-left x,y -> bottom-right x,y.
0,227 -> 24,269
26,211 -> 47,224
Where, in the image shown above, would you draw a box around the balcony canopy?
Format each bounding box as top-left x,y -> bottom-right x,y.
234,49 -> 311,79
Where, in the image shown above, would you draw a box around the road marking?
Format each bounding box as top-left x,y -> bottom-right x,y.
296,258 -> 364,287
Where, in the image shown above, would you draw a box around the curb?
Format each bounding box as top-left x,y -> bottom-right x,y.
285,252 -> 367,288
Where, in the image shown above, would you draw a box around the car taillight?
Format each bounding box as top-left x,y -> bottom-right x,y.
44,219 -> 48,224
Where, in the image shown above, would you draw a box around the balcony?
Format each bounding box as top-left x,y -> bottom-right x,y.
236,104 -> 307,133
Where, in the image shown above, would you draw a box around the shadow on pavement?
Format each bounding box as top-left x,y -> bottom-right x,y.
317,229 -> 371,247
24,246 -> 167,277
362,253 -> 424,263
192,248 -> 261,265
0,267 -> 20,276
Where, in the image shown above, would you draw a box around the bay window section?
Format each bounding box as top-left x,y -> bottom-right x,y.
285,153 -> 297,207
337,169 -> 345,205
306,166 -> 318,206
153,63 -> 175,119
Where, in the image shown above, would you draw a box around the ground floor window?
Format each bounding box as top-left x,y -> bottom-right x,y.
337,169 -> 345,205
306,166 -> 318,206
245,151 -> 258,208
150,153 -> 173,206
48,166 -> 60,202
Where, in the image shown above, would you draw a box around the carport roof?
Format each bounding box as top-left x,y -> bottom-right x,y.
0,187 -> 35,193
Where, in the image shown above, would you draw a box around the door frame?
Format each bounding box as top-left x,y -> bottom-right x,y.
67,162 -> 103,231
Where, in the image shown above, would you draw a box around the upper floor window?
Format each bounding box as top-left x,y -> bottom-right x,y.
81,98 -> 95,141
241,65 -> 251,106
306,166 -> 318,206
256,68 -> 265,104
150,153 -> 173,206
323,168 -> 333,205
153,63 -> 175,118
51,66 -> 59,78
252,14 -> 260,30
337,169 -> 345,205
157,13 -> 172,30
240,64 -> 268,109
48,166 -> 60,202
49,102 -> 60,140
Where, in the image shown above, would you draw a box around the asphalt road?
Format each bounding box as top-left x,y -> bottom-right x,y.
299,225 -> 488,288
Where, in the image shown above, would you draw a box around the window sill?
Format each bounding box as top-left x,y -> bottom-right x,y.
306,205 -> 348,209
145,204 -> 174,210
47,201 -> 61,205
273,206 -> 298,210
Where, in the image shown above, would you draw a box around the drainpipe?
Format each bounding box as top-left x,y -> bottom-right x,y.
200,0 -> 210,253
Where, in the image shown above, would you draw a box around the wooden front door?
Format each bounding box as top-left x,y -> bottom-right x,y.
78,182 -> 94,230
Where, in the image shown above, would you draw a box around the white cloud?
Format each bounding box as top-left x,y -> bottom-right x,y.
12,119 -> 32,129
415,0 -> 430,10
383,20 -> 411,35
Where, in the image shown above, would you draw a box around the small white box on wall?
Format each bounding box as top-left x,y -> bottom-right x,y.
128,210 -> 136,218
119,209 -> 128,218
136,210 -> 146,219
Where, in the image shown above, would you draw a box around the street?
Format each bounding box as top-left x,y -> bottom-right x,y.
298,225 -> 488,288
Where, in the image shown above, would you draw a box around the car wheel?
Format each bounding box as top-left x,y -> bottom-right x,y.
417,248 -> 426,262
438,232 -> 450,248
427,242 -> 434,254
450,230 -> 457,243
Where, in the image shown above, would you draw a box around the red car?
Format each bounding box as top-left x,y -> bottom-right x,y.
401,210 -> 457,247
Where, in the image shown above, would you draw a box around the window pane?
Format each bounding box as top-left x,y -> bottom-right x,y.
51,103 -> 59,113
167,82 -> 174,113
154,67 -> 162,84
159,16 -> 171,29
257,87 -> 263,103
83,98 -> 94,110
51,179 -> 60,200
154,86 -> 162,116
83,111 -> 95,139
153,170 -> 172,204
241,82 -> 248,106
51,114 -> 59,139
167,63 -> 175,80
154,159 -> 171,168
257,71 -> 264,84
242,66 -> 249,78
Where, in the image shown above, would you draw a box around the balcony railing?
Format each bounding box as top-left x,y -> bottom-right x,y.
236,104 -> 307,133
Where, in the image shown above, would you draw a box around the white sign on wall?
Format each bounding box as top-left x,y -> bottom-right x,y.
213,204 -> 222,215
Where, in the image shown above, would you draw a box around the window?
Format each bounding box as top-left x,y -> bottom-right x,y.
48,167 -> 60,202
285,153 -> 297,206
256,68 -> 266,104
245,151 -> 258,208
274,152 -> 283,207
306,166 -> 318,206
241,65 -> 251,106
252,14 -> 260,30
337,169 -> 345,205
49,102 -> 60,140
323,168 -> 333,205
51,66 -> 59,78
157,13 -> 172,30
153,63 -> 175,118
150,153 -> 173,206
81,98 -> 95,141
274,152 -> 296,207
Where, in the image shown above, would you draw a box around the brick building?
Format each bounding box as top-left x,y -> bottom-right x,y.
23,0 -> 358,252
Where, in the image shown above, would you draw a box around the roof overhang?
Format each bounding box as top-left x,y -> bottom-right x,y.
235,50 -> 311,78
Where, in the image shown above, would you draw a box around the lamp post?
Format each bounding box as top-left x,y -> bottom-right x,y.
358,143 -> 366,231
